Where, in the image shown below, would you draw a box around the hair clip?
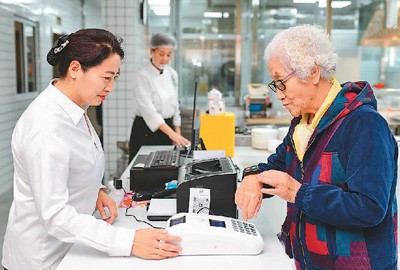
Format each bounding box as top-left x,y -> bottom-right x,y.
53,39 -> 70,54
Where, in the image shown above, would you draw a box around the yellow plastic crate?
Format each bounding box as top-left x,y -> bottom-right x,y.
200,112 -> 235,157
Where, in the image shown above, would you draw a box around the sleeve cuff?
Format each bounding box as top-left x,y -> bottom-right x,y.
294,183 -> 310,211
108,228 -> 136,256
146,115 -> 165,132
173,115 -> 181,126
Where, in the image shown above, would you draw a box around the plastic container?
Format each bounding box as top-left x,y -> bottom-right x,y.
251,128 -> 278,150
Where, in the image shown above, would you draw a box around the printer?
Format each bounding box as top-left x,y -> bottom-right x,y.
176,157 -> 238,218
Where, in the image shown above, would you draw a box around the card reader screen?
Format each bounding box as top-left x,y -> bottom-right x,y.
209,219 -> 226,228
170,216 -> 186,227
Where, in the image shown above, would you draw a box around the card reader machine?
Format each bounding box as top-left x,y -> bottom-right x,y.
176,157 -> 237,218
166,212 -> 264,255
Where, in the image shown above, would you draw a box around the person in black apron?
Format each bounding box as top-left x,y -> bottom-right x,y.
129,116 -> 175,160
129,33 -> 190,161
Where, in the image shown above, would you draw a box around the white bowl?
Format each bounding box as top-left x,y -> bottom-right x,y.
278,126 -> 289,140
267,139 -> 282,152
251,128 -> 278,150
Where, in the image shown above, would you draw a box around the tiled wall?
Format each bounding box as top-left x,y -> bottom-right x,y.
102,0 -> 146,180
0,0 -> 101,195
0,7 -> 18,195
0,6 -> 43,195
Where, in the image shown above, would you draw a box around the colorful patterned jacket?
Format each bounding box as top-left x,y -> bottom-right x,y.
259,81 -> 398,269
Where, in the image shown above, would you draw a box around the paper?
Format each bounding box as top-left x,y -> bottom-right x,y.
133,163 -> 145,168
188,188 -> 210,214
147,198 -> 176,216
193,150 -> 225,160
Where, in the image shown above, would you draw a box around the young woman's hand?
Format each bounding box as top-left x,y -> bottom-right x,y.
131,228 -> 181,260
96,189 -> 118,224
170,132 -> 190,147
159,123 -> 190,147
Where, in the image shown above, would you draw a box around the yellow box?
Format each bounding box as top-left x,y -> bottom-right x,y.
200,112 -> 235,157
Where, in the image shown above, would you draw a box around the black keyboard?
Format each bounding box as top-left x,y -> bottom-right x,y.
146,150 -> 180,168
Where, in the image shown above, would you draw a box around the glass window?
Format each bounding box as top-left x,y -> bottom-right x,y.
147,0 -> 395,111
177,1 -> 237,107
147,0 -> 237,107
15,19 -> 37,94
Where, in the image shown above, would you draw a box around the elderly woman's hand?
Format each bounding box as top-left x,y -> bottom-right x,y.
257,170 -> 301,203
131,228 -> 181,260
235,175 -> 263,221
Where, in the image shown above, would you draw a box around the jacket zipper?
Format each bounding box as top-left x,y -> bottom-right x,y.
298,211 -> 308,269
290,134 -> 316,270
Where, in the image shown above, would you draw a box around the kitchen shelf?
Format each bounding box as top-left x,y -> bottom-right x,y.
245,117 -> 292,125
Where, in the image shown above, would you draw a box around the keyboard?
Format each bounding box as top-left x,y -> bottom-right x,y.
145,150 -> 180,168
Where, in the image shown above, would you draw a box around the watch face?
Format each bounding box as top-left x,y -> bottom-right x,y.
251,165 -> 258,171
243,165 -> 261,179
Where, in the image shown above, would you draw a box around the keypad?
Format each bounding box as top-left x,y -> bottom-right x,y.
231,219 -> 258,236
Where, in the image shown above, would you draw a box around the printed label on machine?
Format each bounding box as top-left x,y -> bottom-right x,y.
188,188 -> 210,214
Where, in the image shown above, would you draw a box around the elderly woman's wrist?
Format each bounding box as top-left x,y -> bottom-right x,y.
293,183 -> 309,209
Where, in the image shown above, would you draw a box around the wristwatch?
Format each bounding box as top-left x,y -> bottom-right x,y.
242,164 -> 262,180
242,164 -> 274,198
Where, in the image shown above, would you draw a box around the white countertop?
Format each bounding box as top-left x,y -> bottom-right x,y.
57,146 -> 294,270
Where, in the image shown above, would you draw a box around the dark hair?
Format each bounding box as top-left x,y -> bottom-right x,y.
47,28 -> 124,77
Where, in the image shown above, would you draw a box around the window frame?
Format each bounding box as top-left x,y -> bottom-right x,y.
14,17 -> 38,94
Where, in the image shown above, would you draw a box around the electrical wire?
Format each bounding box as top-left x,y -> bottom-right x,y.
122,189 -> 164,229
196,207 -> 215,215
125,208 -> 164,229
234,164 -> 241,182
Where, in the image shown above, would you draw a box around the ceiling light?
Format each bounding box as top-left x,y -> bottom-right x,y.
0,0 -> 35,3
148,0 -> 170,6
293,0 -> 316,3
318,0 -> 351,8
331,1 -> 351,8
153,6 -> 170,16
43,7 -> 59,16
204,12 -> 223,18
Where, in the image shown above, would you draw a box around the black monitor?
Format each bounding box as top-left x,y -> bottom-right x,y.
190,79 -> 200,154
189,79 -> 206,156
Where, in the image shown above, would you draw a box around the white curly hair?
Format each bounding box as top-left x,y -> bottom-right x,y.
264,24 -> 338,82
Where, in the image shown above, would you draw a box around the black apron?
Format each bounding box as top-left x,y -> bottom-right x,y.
129,116 -> 173,162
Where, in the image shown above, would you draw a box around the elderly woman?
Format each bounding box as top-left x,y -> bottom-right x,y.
129,33 -> 190,161
235,24 -> 398,269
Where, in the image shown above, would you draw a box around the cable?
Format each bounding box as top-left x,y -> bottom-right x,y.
185,148 -> 191,159
123,190 -> 164,229
196,207 -> 215,215
121,186 -> 129,194
125,208 -> 164,229
234,164 -> 241,182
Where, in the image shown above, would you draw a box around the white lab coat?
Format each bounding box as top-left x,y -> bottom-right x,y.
2,81 -> 135,270
132,62 -> 181,132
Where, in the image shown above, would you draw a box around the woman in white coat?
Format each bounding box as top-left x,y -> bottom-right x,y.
2,28 -> 181,270
129,33 -> 190,161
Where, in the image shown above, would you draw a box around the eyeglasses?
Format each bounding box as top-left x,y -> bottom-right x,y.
268,70 -> 296,93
